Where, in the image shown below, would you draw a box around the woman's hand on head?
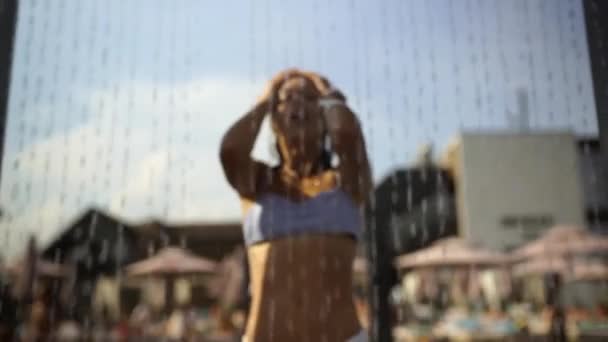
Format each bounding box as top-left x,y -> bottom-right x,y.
257,69 -> 312,105
258,69 -> 335,103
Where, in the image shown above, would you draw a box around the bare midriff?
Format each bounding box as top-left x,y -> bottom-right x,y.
244,234 -> 361,342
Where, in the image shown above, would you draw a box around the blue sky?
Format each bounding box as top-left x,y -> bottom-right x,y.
0,0 -> 597,257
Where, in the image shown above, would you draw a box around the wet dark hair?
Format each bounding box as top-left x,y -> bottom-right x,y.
318,144 -> 334,171
266,71 -> 334,171
271,131 -> 333,171
266,69 -> 346,112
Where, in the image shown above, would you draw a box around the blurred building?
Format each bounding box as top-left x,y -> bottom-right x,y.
366,156 -> 458,341
42,208 -> 242,273
369,131 -> 602,339
441,131 -> 586,251
577,139 -> 608,233
40,208 -> 242,319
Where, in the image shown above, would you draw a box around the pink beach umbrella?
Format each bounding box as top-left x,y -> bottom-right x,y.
125,247 -> 217,312
513,256 -> 569,277
570,260 -> 608,281
395,237 -> 508,269
513,226 -> 608,260
126,247 -> 216,276
513,256 -> 608,282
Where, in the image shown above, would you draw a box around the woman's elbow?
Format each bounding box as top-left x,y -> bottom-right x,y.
219,139 -> 241,177
219,131 -> 245,165
219,152 -> 244,194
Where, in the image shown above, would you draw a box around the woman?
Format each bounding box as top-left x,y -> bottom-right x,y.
220,69 -> 372,341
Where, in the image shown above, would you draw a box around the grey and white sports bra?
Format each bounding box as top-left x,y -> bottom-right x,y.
242,188 -> 363,246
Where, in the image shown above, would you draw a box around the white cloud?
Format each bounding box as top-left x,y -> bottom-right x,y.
0,76 -> 260,258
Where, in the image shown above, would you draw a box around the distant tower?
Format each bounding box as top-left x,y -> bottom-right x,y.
516,87 -> 530,131
508,87 -> 531,132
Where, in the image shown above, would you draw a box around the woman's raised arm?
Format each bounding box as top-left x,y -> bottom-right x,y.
324,103 -> 373,206
219,100 -> 272,199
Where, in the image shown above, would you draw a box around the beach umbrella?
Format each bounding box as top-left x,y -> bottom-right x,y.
513,256 -> 608,282
513,225 -> 608,260
125,247 -> 216,312
395,237 -> 508,269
